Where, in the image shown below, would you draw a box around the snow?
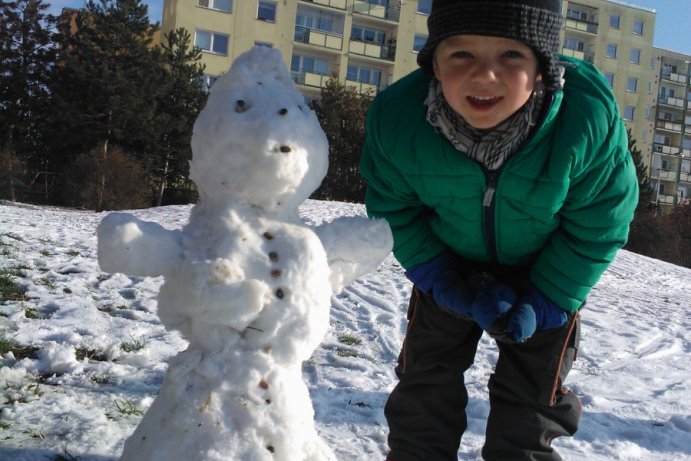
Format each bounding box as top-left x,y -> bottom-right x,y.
1,200 -> 690,460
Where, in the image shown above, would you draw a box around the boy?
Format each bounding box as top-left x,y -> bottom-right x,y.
359,0 -> 638,460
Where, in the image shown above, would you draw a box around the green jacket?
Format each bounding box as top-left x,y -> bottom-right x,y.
360,57 -> 638,313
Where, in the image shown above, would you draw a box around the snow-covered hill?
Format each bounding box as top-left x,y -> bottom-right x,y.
0,200 -> 689,460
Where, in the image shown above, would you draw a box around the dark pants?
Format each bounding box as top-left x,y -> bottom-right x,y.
385,289 -> 582,461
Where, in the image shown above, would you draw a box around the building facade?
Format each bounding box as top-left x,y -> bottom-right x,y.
163,0 -> 689,209
649,49 -> 690,208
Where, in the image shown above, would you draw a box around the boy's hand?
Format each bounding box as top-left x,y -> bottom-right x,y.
405,252 -> 474,318
505,284 -> 568,342
471,283 -> 516,331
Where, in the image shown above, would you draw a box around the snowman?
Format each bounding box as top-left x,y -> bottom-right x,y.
97,46 -> 392,461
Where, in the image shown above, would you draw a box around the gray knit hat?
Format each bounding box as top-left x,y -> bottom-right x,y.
417,0 -> 564,90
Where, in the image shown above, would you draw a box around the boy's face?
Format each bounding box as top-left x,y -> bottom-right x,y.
432,35 -> 540,130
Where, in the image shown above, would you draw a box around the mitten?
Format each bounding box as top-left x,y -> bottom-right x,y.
506,283 -> 568,342
470,282 -> 516,331
405,252 -> 474,318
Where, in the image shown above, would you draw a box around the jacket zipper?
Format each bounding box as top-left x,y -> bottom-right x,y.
483,169 -> 499,264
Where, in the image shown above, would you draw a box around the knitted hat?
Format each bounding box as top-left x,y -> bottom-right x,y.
417,0 -> 564,90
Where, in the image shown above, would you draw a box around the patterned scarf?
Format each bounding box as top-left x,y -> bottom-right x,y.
425,79 -> 547,171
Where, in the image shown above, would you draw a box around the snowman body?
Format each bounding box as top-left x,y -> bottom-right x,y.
97,47 -> 392,461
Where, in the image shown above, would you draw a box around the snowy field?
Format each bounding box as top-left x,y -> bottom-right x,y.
0,199 -> 690,461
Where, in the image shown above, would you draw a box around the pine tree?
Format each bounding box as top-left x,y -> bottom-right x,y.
0,0 -> 56,200
310,78 -> 373,203
147,27 -> 207,206
627,128 -> 653,208
46,0 -> 161,208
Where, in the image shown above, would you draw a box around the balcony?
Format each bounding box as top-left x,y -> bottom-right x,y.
659,96 -> 686,109
345,79 -> 381,95
564,17 -> 598,34
656,120 -> 684,132
653,169 -> 677,180
348,39 -> 396,61
300,0 -> 346,10
654,143 -> 681,156
680,171 -> 691,183
561,47 -> 594,63
661,72 -> 689,85
291,70 -> 331,89
352,1 -> 400,22
294,25 -> 343,50
657,194 -> 677,205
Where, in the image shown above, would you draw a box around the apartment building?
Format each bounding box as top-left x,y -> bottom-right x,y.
649,49 -> 690,208
163,0 -> 682,206
561,0 -> 656,164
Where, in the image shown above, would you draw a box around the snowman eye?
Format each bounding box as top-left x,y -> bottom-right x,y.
278,108 -> 288,115
235,99 -> 248,113
279,145 -> 292,153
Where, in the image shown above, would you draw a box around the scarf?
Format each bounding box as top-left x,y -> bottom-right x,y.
425,79 -> 547,171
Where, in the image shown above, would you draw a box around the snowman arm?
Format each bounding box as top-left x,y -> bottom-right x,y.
97,213 -> 183,277
314,216 -> 393,293
198,279 -> 271,331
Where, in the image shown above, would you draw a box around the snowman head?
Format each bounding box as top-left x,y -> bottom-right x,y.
190,47 -> 329,213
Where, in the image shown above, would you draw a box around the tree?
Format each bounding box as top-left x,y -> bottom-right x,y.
310,78 -> 373,203
627,128 -> 653,208
147,27 -> 207,206
0,0 -> 56,200
46,0 -> 161,208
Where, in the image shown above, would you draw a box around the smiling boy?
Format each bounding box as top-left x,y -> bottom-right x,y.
359,1 -> 638,460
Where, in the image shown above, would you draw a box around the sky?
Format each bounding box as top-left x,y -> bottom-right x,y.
1,199 -> 690,460
47,0 -> 691,55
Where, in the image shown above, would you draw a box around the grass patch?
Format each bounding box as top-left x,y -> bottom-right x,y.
337,334 -> 362,347
113,399 -> 143,416
0,270 -> 27,302
3,382 -> 44,405
25,307 -> 41,319
120,339 -> 145,353
336,347 -> 358,358
0,337 -> 40,360
0,421 -> 11,430
66,250 -> 81,257
75,348 -> 109,362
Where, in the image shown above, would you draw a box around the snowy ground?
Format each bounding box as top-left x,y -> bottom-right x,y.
0,199 -> 689,461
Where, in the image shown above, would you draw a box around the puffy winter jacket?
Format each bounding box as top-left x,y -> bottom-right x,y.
360,57 -> 638,313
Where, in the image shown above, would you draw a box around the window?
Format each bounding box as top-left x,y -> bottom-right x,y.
347,64 -> 382,85
567,9 -> 588,21
641,130 -> 648,142
351,26 -> 386,44
195,30 -> 229,55
609,14 -> 620,29
254,41 -> 273,48
417,0 -> 432,15
633,19 -> 644,35
199,0 -> 231,13
413,34 -> 427,53
296,6 -> 344,35
603,72 -> 614,87
563,38 -> 584,52
291,54 -> 329,76
630,48 -> 641,64
258,1 -> 276,21
627,77 -> 638,92
606,43 -> 617,58
624,106 -> 635,121
648,81 -> 653,93
645,106 -> 651,119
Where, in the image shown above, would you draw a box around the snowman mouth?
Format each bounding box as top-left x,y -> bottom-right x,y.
467,95 -> 502,106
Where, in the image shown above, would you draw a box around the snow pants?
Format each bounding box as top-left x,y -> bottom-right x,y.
385,289 -> 582,461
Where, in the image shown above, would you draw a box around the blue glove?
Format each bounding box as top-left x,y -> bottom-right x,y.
506,283 -> 568,342
405,252 -> 474,318
471,282 -> 516,331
